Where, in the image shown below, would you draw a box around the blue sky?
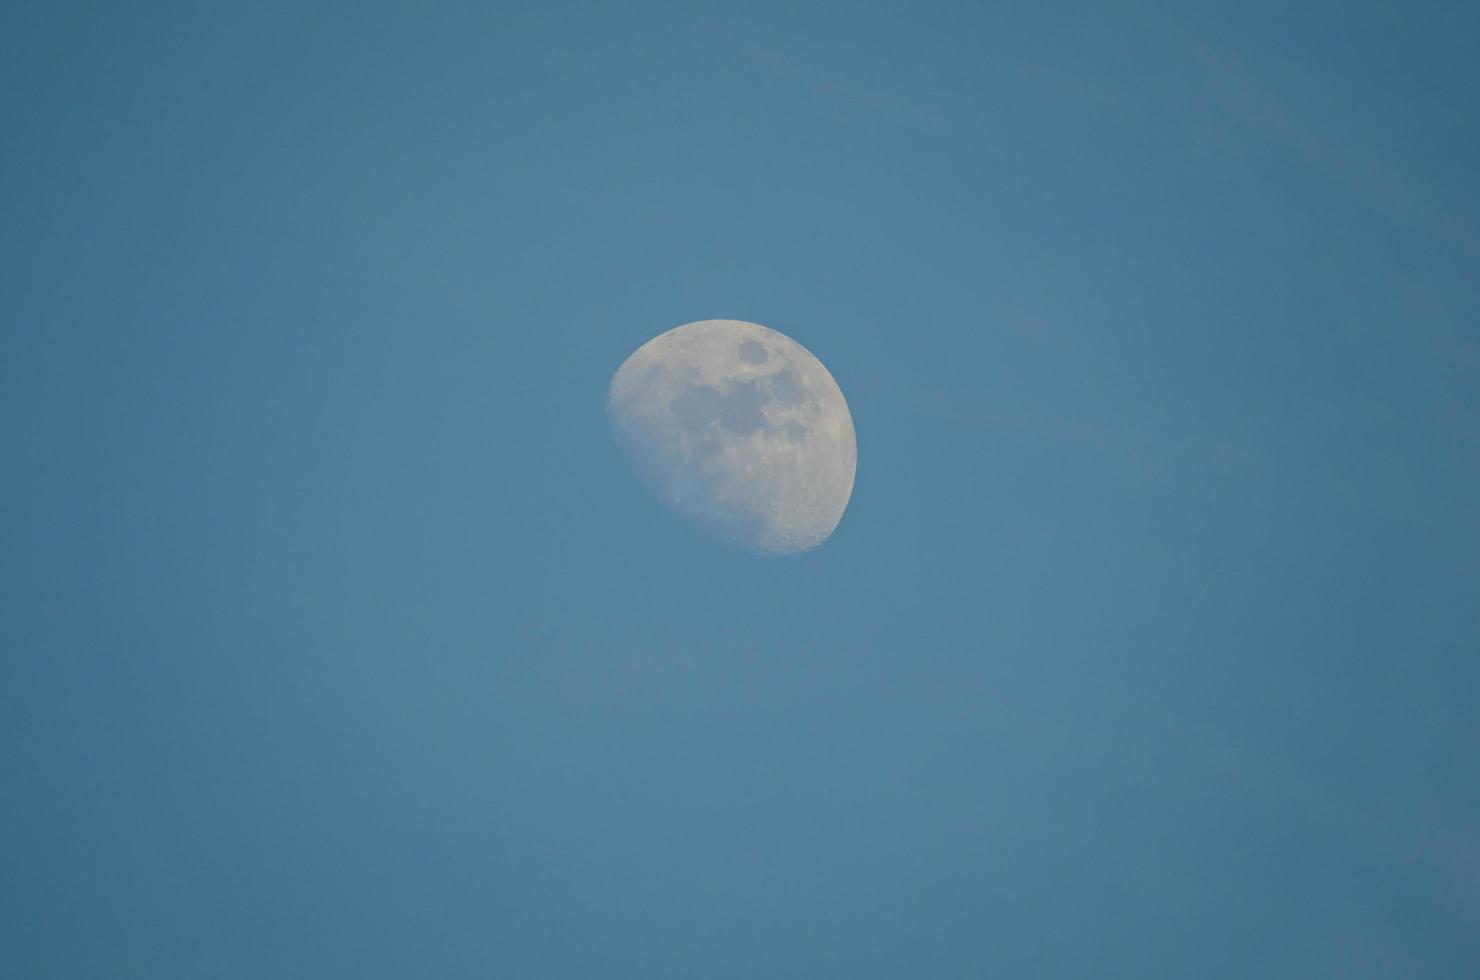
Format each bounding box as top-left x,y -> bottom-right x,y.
4,2 -> 1479,976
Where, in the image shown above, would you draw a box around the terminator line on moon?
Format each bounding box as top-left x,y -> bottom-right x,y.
608,320 -> 857,554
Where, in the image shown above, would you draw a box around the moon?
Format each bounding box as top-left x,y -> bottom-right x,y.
608,319 -> 857,554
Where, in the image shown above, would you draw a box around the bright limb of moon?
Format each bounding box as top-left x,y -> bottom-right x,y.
608,319 -> 857,554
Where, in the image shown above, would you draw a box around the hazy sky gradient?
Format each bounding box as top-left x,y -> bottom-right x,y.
4,2 -> 1479,976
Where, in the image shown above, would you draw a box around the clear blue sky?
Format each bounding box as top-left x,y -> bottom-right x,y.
4,2 -> 1479,976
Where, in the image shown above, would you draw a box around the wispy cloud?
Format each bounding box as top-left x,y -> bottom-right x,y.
1177,33 -> 1480,262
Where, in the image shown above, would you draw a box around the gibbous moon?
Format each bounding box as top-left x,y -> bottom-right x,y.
608,320 -> 857,554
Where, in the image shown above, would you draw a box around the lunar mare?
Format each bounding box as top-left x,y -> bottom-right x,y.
608,320 -> 857,554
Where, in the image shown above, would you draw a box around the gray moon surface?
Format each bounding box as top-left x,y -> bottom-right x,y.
608,320 -> 857,554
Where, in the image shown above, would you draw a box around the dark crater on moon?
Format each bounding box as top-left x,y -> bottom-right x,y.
667,369 -> 811,449
765,368 -> 805,404
670,381 -> 768,437
738,340 -> 768,364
